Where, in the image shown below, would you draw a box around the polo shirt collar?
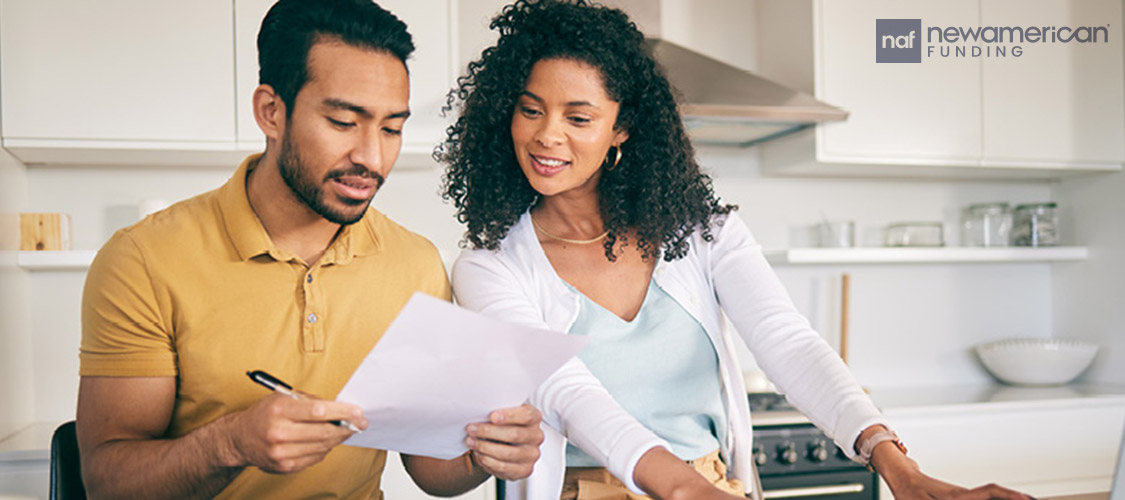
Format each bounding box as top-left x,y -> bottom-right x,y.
218,154 -> 382,264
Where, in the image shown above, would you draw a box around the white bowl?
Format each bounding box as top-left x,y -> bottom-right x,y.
975,338 -> 1098,386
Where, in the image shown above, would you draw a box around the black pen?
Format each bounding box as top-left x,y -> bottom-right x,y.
246,370 -> 362,433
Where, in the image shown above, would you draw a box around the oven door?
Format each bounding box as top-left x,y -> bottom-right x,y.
760,471 -> 878,500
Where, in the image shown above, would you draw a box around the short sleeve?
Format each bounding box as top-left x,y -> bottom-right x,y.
80,231 -> 176,377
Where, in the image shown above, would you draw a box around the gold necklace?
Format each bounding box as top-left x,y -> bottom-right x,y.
530,213 -> 609,245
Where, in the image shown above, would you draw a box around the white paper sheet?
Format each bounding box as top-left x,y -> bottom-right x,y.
336,292 -> 588,459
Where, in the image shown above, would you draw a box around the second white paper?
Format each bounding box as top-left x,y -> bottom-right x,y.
337,292 -> 588,459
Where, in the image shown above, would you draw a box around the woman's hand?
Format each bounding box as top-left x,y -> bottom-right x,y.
884,469 -> 1034,500
870,431 -> 1033,500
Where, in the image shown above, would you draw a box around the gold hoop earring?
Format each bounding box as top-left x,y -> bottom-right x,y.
605,146 -> 622,171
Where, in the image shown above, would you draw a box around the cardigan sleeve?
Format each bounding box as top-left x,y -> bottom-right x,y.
452,249 -> 669,494
708,213 -> 888,458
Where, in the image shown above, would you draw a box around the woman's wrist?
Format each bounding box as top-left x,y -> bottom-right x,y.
869,440 -> 921,491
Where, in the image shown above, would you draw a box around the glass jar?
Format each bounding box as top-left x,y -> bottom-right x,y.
961,202 -> 1012,247
885,222 -> 944,247
1011,202 -> 1059,247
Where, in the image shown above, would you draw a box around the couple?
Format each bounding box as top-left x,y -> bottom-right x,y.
76,1 -> 1031,499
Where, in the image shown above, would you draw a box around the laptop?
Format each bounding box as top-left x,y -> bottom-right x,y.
1049,423 -> 1125,500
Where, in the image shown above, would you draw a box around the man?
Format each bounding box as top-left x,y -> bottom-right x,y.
76,1 -> 542,498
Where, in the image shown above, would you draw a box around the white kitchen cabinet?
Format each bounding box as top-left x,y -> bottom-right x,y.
881,392 -> 1125,498
815,0 -> 983,166
980,0 -> 1125,168
762,0 -> 1125,178
235,0 -> 454,166
0,1 -> 236,148
2,0 -> 453,168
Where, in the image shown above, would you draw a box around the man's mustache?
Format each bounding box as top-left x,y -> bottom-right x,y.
327,165 -> 385,188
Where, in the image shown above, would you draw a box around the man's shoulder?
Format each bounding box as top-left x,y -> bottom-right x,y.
362,209 -> 441,258
104,188 -> 224,256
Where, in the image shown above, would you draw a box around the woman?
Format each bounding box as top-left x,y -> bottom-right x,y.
439,2 -> 1032,500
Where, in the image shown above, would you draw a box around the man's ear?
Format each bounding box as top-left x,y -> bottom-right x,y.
253,84 -> 286,141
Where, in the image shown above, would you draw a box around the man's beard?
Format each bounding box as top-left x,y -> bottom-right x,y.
277,129 -> 385,226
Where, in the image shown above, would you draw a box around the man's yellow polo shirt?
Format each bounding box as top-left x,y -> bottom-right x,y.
80,154 -> 451,499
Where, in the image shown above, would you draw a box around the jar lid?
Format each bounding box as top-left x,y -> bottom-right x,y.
1014,202 -> 1057,211
886,221 -> 943,229
966,202 -> 1010,212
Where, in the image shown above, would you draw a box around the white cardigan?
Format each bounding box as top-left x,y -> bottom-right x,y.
452,212 -> 887,500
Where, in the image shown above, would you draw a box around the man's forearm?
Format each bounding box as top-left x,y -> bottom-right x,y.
401,453 -> 491,497
83,415 -> 243,500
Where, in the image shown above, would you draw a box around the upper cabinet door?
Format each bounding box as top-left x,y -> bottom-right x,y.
235,0 -> 275,148
815,0 -> 983,165
0,0 -> 235,143
980,0 -> 1125,167
234,0 -> 453,158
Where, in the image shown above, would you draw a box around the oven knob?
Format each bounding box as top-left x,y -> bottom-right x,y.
752,446 -> 768,466
776,443 -> 799,464
807,440 -> 829,462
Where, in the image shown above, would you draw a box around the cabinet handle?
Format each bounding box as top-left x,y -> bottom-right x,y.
762,483 -> 866,499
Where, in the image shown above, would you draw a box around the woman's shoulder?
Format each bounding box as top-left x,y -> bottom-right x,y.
452,213 -> 539,278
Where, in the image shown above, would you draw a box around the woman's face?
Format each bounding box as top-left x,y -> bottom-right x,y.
510,58 -> 629,198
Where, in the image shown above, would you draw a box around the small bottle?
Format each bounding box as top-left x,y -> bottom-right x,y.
1011,202 -> 1059,247
961,202 -> 1011,247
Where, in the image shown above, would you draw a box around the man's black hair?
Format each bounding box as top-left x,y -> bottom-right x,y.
257,0 -> 414,116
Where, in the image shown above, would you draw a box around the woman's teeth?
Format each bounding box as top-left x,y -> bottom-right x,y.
536,156 -> 567,167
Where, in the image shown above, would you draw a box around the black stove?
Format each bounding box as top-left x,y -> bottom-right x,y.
749,393 -> 879,500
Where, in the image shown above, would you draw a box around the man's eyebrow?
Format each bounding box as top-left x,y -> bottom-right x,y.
518,91 -> 596,108
322,98 -> 371,117
322,98 -> 410,120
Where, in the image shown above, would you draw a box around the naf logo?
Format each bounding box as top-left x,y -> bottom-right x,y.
876,19 -> 922,63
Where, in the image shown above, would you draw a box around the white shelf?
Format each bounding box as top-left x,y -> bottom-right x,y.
765,246 -> 1089,265
5,138 -> 438,170
17,250 -> 97,271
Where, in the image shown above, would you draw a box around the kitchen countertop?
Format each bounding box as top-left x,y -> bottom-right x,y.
5,384 -> 1125,459
750,382 -> 1125,426
868,382 -> 1125,416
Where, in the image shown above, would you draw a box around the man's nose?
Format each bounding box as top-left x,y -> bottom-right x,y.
350,128 -> 386,176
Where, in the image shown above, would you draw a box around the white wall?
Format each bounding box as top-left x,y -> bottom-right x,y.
1052,169 -> 1125,385
0,148 -> 35,439
699,146 -> 1057,388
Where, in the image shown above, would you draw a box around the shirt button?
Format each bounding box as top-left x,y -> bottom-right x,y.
307,313 -> 318,324
306,274 -> 313,283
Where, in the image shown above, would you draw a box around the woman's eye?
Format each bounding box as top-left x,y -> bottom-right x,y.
328,118 -> 356,128
568,116 -> 591,125
519,106 -> 542,117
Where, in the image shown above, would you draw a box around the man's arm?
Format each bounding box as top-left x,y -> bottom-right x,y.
77,376 -> 366,500
400,404 -> 543,496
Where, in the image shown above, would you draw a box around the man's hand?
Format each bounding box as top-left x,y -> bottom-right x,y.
219,393 -> 367,474
464,404 -> 544,481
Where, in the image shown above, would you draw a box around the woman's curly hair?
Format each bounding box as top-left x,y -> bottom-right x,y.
437,0 -> 735,262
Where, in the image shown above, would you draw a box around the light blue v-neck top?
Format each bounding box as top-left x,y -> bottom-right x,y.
564,280 -> 727,466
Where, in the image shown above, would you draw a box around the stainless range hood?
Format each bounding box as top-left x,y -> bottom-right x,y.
599,0 -> 847,147
647,38 -> 848,147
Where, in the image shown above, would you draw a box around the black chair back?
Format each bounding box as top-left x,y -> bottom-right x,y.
49,421 -> 86,500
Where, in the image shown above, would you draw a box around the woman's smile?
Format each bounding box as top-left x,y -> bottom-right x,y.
529,153 -> 571,176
